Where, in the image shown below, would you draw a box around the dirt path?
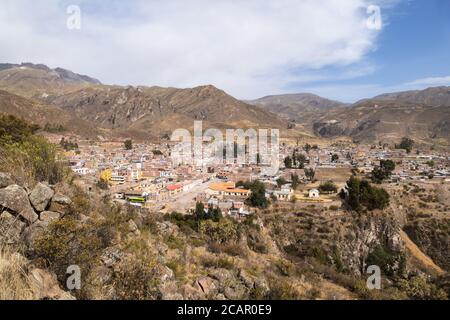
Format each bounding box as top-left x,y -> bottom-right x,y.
400,230 -> 445,276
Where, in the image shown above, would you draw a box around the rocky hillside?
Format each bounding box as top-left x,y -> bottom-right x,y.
0,90 -> 100,138
0,112 -> 448,300
40,85 -> 290,140
313,99 -> 450,145
0,63 -> 294,140
247,93 -> 347,126
374,86 -> 450,107
1,171 -> 448,300
0,63 -> 100,98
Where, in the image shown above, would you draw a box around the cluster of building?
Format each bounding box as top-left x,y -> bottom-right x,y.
64,138 -> 449,218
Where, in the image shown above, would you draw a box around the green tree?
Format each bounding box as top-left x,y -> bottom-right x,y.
124,139 -> 133,150
194,202 -> 206,220
238,180 -> 268,209
371,159 -> 396,183
206,207 -> 223,222
284,156 -> 292,169
331,154 -> 339,162
276,177 -> 287,188
305,168 -> 315,181
303,143 -> 312,153
396,137 -> 414,154
341,177 -> 390,212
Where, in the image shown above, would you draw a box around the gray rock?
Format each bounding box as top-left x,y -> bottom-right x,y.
28,268 -> 76,300
39,211 -> 60,224
196,277 -> 219,296
29,183 -> 54,212
0,211 -> 26,244
0,172 -> 13,188
21,221 -> 48,252
49,194 -> 72,215
0,185 -> 38,223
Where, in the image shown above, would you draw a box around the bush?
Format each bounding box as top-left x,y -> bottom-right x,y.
265,278 -> 302,300
201,255 -> 235,270
114,256 -> 158,300
366,245 -> 405,277
1,135 -> 69,184
199,219 -> 239,244
208,242 -> 245,257
275,259 -> 295,276
319,181 -> 338,194
397,276 -> 448,300
0,113 -> 39,144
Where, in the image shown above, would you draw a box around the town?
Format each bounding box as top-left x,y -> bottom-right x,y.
53,134 -> 450,221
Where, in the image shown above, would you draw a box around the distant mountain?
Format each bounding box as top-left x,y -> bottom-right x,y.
0,90 -> 99,138
0,63 -> 101,98
374,86 -> 450,107
40,84 -> 290,140
247,93 -> 347,123
1,62 -> 449,144
313,99 -> 450,144
0,63 -> 294,139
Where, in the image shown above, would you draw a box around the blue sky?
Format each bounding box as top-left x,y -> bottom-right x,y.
0,0 -> 449,102
298,0 -> 450,101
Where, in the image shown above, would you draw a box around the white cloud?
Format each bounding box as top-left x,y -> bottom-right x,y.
0,0 -> 392,98
405,76 -> 450,86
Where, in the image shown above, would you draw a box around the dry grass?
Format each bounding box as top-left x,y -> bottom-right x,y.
0,248 -> 35,300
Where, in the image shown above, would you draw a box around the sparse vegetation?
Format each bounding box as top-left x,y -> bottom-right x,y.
340,177 -> 390,212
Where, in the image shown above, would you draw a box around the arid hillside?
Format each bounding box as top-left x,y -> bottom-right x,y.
313,100 -> 450,145
248,93 -> 347,123
0,90 -> 99,138
40,84 -> 291,139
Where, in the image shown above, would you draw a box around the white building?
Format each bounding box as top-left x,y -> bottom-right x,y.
309,189 -> 320,198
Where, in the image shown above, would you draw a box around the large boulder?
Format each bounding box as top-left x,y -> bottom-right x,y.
27,268 -> 76,300
48,194 -> 72,215
0,211 -> 26,245
29,183 -> 54,212
0,172 -> 13,188
0,185 -> 38,224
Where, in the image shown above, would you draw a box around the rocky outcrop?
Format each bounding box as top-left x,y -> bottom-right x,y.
27,268 -> 76,300
0,184 -> 38,224
29,183 -> 54,212
337,215 -> 404,275
0,174 -> 71,250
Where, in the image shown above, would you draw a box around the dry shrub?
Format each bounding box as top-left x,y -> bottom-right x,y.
0,248 -> 35,300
